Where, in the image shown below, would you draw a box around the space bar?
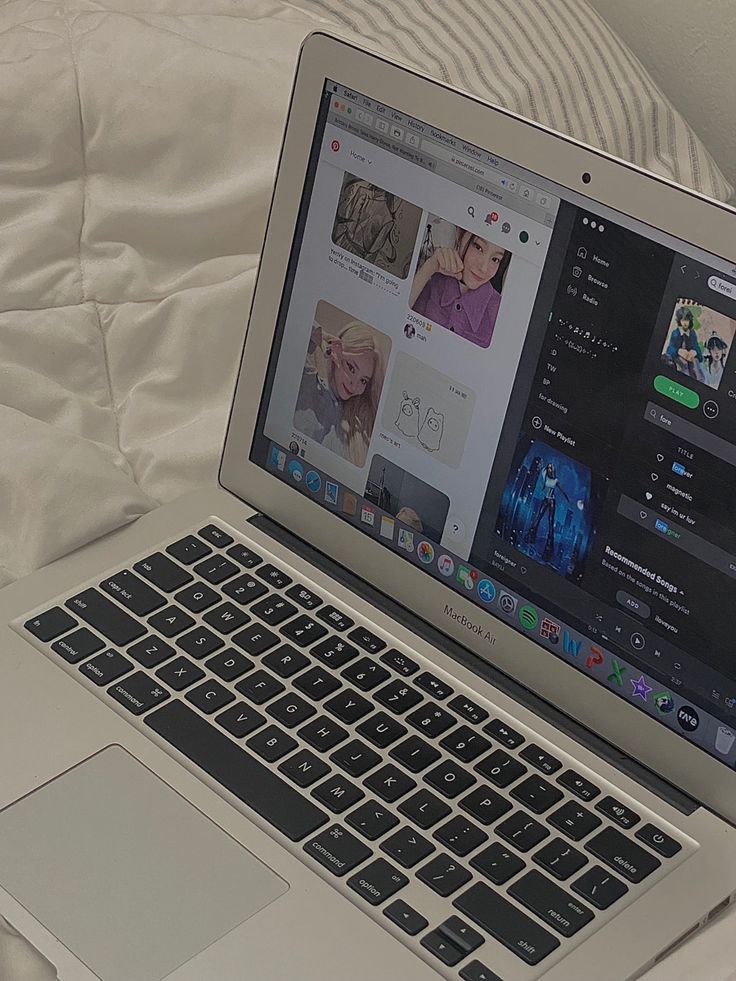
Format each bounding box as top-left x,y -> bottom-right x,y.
145,700 -> 328,842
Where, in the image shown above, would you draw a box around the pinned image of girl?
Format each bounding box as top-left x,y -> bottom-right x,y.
663,306 -> 705,383
294,319 -> 388,467
410,226 -> 510,348
703,333 -> 728,387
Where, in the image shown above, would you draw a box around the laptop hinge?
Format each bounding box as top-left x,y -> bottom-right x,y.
250,513 -> 698,817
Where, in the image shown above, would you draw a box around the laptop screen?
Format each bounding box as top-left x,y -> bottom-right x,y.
250,78 -> 736,770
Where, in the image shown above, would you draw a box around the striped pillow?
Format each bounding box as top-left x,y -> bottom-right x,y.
295,0 -> 732,202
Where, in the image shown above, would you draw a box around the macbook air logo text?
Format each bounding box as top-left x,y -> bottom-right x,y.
444,605 -> 496,644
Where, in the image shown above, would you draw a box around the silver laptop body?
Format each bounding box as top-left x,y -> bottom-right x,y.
2,31 -> 736,981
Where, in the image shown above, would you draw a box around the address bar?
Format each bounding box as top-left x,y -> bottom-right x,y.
421,139 -> 507,188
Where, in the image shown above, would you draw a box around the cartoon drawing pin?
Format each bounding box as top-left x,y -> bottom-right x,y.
418,407 -> 444,451
395,391 -> 421,438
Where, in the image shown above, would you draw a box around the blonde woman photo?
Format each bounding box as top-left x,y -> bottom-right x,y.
294,308 -> 390,468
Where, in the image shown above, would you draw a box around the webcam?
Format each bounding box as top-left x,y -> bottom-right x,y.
582,172 -> 592,184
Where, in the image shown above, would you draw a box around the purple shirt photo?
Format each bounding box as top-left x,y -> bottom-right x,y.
412,271 -> 502,348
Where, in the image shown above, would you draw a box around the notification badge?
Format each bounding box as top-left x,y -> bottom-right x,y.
330,139 -> 340,152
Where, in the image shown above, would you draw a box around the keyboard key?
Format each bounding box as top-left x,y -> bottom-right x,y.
279,749 -> 330,788
483,719 -> 524,748
420,930 -> 464,967
292,665 -> 341,700
448,695 -> 489,726
197,524 -> 233,547
267,692 -> 316,728
390,735 -> 441,773
128,635 -> 175,669
312,774 -> 364,814
257,563 -> 293,589
425,759 -> 476,799
509,870 -> 593,937
324,688 -> 372,725
435,816 -> 488,856
134,552 -> 192,592
557,769 -> 601,803
250,595 -> 297,626
379,648 -> 418,675
364,764 -> 416,803
281,615 -> 327,648
285,583 -> 322,610
475,749 -> 527,788
470,841 -> 525,885
222,574 -> 268,605
384,899 -> 427,936
148,605 -> 195,638
346,801 -> 399,840
145,700 -> 326,841
317,605 -> 354,632
519,744 -> 562,775
304,824 -> 371,876
398,789 -> 451,829
331,740 -> 381,778
348,627 -> 386,655
156,656 -> 205,691
66,589 -> 145,646
548,801 -> 602,841
441,726 -> 491,764
311,637 -> 358,670
438,915 -> 484,955
174,582 -> 220,613
205,648 -> 253,682
460,961 -> 504,981
415,671 -> 453,700
375,680 -> 423,715
341,656 -> 390,691
108,672 -> 170,715
202,602 -> 250,634
347,858 -> 408,906
534,838 -> 588,880
246,724 -> 297,763
381,826 -> 435,868
177,626 -> 224,660
80,649 -> 133,686
406,702 -> 456,738
635,823 -> 682,858
299,716 -> 348,752
595,796 -> 640,830
454,881 -> 560,965
572,865 -> 629,910
185,679 -> 235,714
215,702 -> 265,738
356,712 -> 407,749
262,644 -> 309,678
417,854 -> 471,897
52,627 -> 104,663
226,543 -> 262,568
459,786 -> 512,826
100,570 -> 166,616
166,535 -> 211,565
231,623 -> 279,656
586,827 -> 661,883
192,555 -> 239,585
496,812 -> 549,852
510,775 -> 564,814
235,669 -> 284,704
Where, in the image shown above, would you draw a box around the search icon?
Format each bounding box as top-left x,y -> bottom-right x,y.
467,205 -> 475,218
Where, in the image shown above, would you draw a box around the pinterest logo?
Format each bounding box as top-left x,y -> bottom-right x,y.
330,139 -> 340,152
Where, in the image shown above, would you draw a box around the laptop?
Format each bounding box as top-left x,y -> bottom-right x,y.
3,29 -> 736,981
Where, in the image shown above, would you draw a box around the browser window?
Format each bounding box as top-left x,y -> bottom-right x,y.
252,79 -> 736,769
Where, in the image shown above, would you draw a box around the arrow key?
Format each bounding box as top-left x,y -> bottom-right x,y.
384,899 -> 428,936
460,961 -> 504,981
420,929 -> 464,967
438,914 -> 484,955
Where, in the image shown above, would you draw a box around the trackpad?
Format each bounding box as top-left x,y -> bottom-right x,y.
0,746 -> 287,981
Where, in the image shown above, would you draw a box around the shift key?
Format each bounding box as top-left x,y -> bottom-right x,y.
454,881 -> 559,965
66,589 -> 146,646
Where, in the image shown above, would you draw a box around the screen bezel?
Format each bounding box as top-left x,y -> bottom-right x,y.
220,30 -> 736,822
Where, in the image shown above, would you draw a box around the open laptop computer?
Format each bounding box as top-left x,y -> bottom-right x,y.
3,29 -> 736,981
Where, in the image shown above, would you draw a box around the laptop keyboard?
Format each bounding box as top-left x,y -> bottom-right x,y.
19,521 -> 691,979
